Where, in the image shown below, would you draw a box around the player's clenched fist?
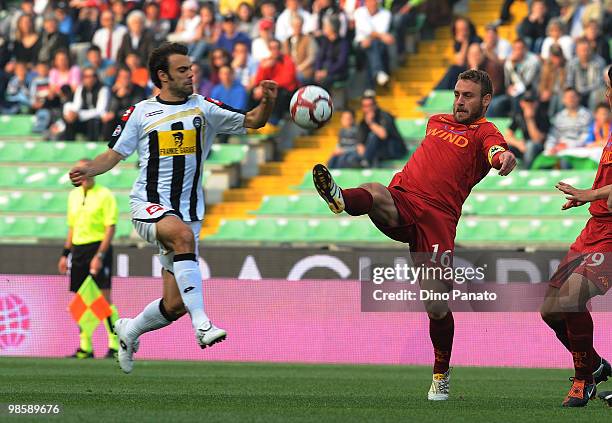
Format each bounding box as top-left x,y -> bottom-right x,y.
259,80 -> 278,102
497,151 -> 516,176
69,165 -> 89,187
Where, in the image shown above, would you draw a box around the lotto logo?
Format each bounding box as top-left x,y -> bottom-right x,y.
0,293 -> 30,349
146,204 -> 164,215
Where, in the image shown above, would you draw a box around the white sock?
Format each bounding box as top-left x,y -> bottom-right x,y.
126,299 -> 171,339
173,254 -> 209,329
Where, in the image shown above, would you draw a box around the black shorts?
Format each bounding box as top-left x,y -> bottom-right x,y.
70,242 -> 113,292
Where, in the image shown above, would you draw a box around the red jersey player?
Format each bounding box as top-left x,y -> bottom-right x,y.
312,69 -> 516,401
540,66 -> 612,408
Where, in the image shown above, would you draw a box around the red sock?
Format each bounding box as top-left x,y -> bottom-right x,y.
565,311 -> 594,383
542,316 -> 602,370
429,311 -> 454,374
342,188 -> 373,216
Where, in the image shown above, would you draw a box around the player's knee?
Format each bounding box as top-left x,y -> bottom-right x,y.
557,293 -> 585,313
424,300 -> 449,319
359,183 -> 385,202
161,298 -> 186,321
171,227 -> 195,253
427,310 -> 448,320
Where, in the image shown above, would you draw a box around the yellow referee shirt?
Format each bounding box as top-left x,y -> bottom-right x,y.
67,184 -> 118,246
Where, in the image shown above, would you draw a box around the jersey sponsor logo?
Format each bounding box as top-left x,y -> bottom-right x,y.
158,129 -> 197,156
426,127 -> 469,148
121,106 -> 135,122
145,109 -> 164,117
112,124 -> 122,137
146,204 -> 164,215
487,145 -> 506,164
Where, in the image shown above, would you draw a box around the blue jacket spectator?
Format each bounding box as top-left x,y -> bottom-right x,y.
216,13 -> 251,54
210,65 -> 248,111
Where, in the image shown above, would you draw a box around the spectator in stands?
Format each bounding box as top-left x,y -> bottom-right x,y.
124,53 -> 149,89
481,23 -> 512,62
73,7 -> 100,44
189,3 -> 221,62
490,38 -> 540,117
540,18 -> 573,60
252,18 -> 274,62
84,45 -> 115,87
560,0 -> 602,39
252,0 -> 278,39
276,0 -> 314,43
62,67 -> 110,141
358,95 -> 406,167
354,0 -> 395,88
431,16 -> 480,91
389,0 -> 422,59
466,44 -> 504,97
517,0 -> 549,53
211,65 -> 248,110
232,41 -> 258,90
166,0 -> 201,45
116,10 -> 155,68
158,0 -> 182,22
566,37 -> 606,108
216,13 -> 252,54
3,62 -> 30,114
7,0 -> 35,41
585,103 -> 611,148
110,0 -> 128,26
144,2 -> 171,42
283,14 -> 318,84
200,47 -> 232,97
312,0 -> 348,39
37,15 -> 69,65
544,87 -> 592,159
49,49 -> 81,96
505,90 -> 550,168
252,39 -> 298,123
29,61 -> 52,133
314,16 -> 349,91
92,10 -> 127,63
591,64 -> 612,107
191,62 -> 207,94
328,109 -> 364,169
13,14 -> 40,68
54,5 -> 75,42
604,1 -> 612,36
237,2 -> 256,36
583,19 -> 610,64
539,45 -> 567,117
101,66 -> 145,140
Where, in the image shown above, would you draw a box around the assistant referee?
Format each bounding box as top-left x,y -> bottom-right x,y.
58,158 -> 120,359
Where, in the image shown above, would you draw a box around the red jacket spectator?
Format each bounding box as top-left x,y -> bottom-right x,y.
253,40 -> 298,92
159,0 -> 181,20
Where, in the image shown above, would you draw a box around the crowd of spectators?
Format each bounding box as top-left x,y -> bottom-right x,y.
0,0 -> 428,142
426,0 -> 611,169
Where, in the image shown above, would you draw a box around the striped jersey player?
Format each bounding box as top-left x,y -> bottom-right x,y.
70,42 -> 278,374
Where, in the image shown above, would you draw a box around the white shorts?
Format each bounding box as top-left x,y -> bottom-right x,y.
131,201 -> 202,273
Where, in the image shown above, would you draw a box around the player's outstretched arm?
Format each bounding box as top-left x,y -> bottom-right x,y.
69,149 -> 123,186
244,80 -> 278,129
556,182 -> 612,210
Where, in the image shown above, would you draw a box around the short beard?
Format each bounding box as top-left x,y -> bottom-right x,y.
168,78 -> 193,98
454,102 -> 485,124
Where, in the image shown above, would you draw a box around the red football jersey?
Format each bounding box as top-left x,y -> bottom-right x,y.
589,134 -> 612,218
394,114 -> 508,220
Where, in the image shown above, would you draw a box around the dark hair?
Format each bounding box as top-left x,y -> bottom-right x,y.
87,45 -> 101,54
451,16 -> 476,40
564,86 -> 578,95
595,102 -> 609,112
575,36 -> 590,46
457,69 -> 493,97
512,38 -> 527,46
608,66 -> 612,87
148,42 -> 189,88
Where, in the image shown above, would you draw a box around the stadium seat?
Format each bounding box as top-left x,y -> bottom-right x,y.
207,144 -> 248,166
0,115 -> 34,136
396,118 -> 427,140
419,90 -> 454,114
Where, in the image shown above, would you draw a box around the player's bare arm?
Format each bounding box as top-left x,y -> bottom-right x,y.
556,182 -> 612,210
244,80 -> 278,128
69,149 -> 123,186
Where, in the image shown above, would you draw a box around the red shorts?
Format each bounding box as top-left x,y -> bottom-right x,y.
370,173 -> 457,264
549,217 -> 612,294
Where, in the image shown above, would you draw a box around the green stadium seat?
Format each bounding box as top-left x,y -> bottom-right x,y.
255,195 -> 292,215
419,90 -> 454,114
456,218 -> 503,241
97,168 -> 139,189
488,118 -> 512,133
0,141 -> 29,162
207,144 -> 248,166
0,115 -> 34,136
396,118 -> 427,140
207,219 -> 249,240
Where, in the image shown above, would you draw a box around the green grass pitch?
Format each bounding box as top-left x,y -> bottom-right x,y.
2,358 -> 612,422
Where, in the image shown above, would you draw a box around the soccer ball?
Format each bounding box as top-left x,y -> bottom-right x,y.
289,85 -> 333,129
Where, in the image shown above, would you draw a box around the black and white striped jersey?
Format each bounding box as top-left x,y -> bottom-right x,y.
108,94 -> 246,221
